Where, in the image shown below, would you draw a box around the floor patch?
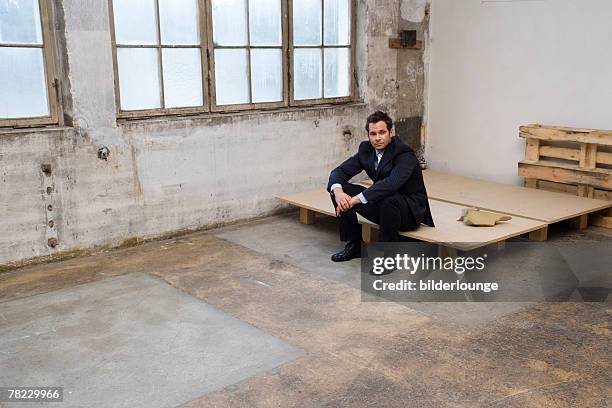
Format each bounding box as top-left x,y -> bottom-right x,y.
0,273 -> 303,408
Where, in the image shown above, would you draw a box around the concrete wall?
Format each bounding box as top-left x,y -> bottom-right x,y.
369,0 -> 430,159
426,0 -> 612,184
0,0 -> 428,266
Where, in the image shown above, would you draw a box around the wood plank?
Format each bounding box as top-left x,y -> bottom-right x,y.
596,150 -> 612,165
276,190 -> 547,251
593,130 -> 612,141
404,200 -> 545,251
537,180 -> 611,201
362,224 -> 379,243
424,170 -> 612,223
577,185 -> 595,198
520,124 -> 612,146
590,214 -> 612,229
299,208 -> 316,225
539,145 -> 580,161
525,138 -> 540,161
525,178 -> 537,189
523,138 -> 539,189
530,124 -> 606,133
594,189 -> 612,201
537,180 -> 578,195
529,226 -> 548,241
579,143 -> 598,169
518,161 -> 612,190
570,214 -> 589,230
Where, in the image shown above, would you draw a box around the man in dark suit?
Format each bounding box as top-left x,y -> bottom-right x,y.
327,111 -> 435,262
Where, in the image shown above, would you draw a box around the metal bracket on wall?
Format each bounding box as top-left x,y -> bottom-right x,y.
389,30 -> 421,49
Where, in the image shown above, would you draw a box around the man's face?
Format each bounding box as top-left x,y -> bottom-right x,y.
367,121 -> 394,151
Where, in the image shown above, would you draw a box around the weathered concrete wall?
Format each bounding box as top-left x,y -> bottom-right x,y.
369,0 -> 430,158
426,0 -> 612,184
1,0 -> 425,266
397,0 -> 429,159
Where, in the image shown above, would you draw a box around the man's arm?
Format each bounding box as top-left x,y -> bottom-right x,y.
361,152 -> 417,203
327,152 -> 364,192
327,152 -> 365,214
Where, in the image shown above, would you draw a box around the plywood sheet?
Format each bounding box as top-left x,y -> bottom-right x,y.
277,190 -> 546,251
423,170 -> 612,223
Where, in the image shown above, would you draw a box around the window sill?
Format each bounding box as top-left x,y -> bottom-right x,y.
116,101 -> 367,128
0,125 -> 72,137
0,102 -> 368,136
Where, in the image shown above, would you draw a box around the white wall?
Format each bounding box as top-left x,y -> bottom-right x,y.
426,0 -> 612,184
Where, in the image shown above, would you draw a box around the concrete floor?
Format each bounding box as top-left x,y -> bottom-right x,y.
1,273 -> 302,408
0,212 -> 610,407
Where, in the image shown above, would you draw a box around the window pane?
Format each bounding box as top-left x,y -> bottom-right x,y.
293,48 -> 321,100
212,0 -> 247,46
162,48 -> 203,108
0,47 -> 48,118
249,0 -> 281,46
159,0 -> 200,45
0,0 -> 43,44
117,48 -> 161,110
251,48 -> 282,103
324,47 -> 349,98
293,0 -> 321,46
214,49 -> 249,105
324,0 -> 350,45
112,0 -> 157,45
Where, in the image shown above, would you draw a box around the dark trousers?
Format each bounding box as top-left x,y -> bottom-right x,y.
330,183 -> 419,242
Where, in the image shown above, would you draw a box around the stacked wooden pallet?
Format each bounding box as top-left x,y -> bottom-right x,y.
518,124 -> 612,228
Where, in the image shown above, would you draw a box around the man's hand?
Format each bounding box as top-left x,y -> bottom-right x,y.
333,188 -> 351,214
333,188 -> 362,217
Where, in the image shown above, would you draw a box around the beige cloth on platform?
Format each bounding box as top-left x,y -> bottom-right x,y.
457,207 -> 512,227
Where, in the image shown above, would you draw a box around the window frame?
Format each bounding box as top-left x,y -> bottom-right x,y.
0,0 -> 60,128
108,0 -> 356,118
288,0 -> 356,107
108,0 -> 211,119
206,0 -> 289,113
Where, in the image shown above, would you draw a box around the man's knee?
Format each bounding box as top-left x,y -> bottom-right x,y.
379,195 -> 402,210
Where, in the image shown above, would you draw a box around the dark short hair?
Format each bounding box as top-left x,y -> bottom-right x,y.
365,111 -> 393,132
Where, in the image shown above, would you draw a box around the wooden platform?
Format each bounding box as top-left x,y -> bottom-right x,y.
421,170 -> 612,225
276,190 -> 546,251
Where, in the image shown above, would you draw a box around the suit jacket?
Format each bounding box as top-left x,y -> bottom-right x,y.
327,137 -> 435,227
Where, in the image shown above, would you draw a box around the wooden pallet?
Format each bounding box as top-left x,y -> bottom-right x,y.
276,190 -> 546,252
518,124 -> 612,228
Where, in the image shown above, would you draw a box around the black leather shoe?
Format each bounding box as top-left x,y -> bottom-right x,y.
331,240 -> 362,262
